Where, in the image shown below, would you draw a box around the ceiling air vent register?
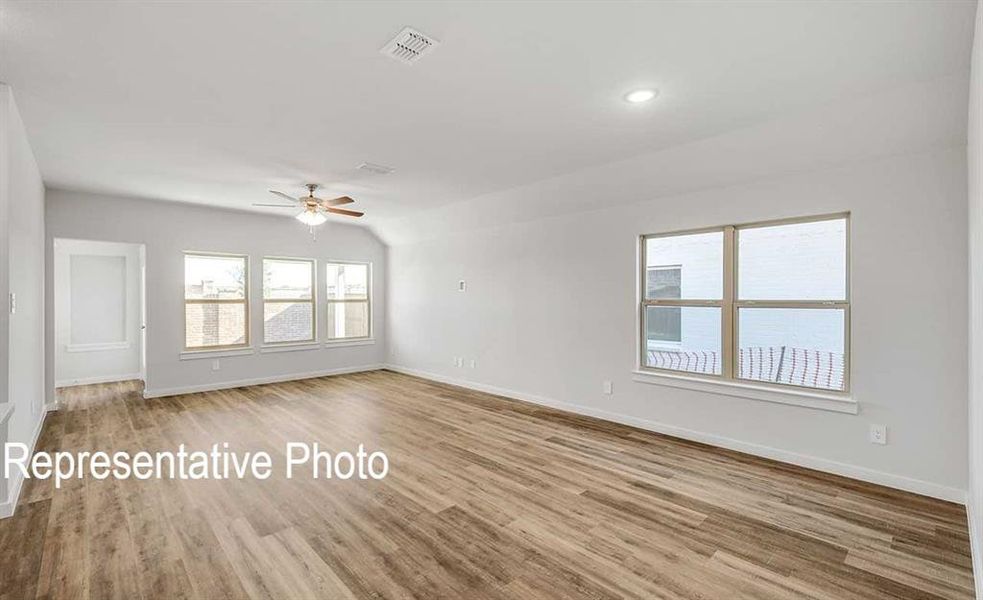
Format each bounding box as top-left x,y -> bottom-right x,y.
358,162 -> 395,175
380,27 -> 439,64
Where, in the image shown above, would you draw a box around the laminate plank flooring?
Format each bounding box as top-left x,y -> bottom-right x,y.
0,370 -> 974,599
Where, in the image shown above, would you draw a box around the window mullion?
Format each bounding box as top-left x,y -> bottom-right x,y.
734,300 -> 848,308
642,299 -> 720,307
722,225 -> 736,380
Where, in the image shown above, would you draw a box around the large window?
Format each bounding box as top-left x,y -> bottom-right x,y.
326,262 -> 370,340
184,253 -> 248,350
640,214 -> 849,392
263,258 -> 315,344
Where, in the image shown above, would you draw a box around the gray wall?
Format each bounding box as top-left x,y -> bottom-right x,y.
965,0 -> 982,595
390,147 -> 968,500
0,84 -> 46,512
45,190 -> 387,400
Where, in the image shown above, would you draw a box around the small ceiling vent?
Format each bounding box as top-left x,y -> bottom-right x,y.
358,162 -> 395,175
380,26 -> 439,64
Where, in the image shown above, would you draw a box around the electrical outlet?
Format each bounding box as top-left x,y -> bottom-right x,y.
602,380 -> 613,395
453,357 -> 463,367
869,424 -> 887,445
458,280 -> 467,292
8,292 -> 15,315
211,359 -> 221,371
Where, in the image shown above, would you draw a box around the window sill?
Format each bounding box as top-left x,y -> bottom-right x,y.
260,342 -> 320,354
66,341 -> 130,353
180,347 -> 254,360
323,338 -> 375,349
631,370 -> 857,414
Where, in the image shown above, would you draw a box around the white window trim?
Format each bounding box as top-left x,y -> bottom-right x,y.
632,369 -> 857,414
180,347 -> 254,360
322,338 -> 375,349
183,251 -> 251,352
260,341 -> 321,354
637,213 -> 851,399
325,260 -> 372,342
262,256 -> 317,346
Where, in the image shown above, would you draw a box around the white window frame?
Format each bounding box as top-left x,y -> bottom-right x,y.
262,256 -> 317,345
183,251 -> 250,351
638,213 -> 850,395
325,260 -> 372,342
645,264 -> 683,350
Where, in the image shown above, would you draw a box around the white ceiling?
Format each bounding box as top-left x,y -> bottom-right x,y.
0,1 -> 976,230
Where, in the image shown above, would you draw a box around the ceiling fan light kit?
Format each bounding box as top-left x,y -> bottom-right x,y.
296,208 -> 327,227
253,183 -> 364,239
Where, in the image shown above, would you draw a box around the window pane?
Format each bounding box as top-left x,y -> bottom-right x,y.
185,254 -> 246,299
327,301 -> 369,339
645,231 -> 722,300
738,218 -> 846,300
264,259 -> 312,300
264,302 -> 313,343
326,263 -> 368,300
185,302 -> 246,348
737,308 -> 845,391
645,306 -> 721,375
646,266 -> 681,299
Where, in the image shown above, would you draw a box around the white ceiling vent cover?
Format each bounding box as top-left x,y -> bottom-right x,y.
380,27 -> 439,64
358,162 -> 395,175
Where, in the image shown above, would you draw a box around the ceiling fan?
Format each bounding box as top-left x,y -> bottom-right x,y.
253,184 -> 364,233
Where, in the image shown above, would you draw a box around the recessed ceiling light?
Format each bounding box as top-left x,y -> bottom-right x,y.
625,89 -> 657,104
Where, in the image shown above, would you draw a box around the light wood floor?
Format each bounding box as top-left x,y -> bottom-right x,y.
0,370 -> 975,599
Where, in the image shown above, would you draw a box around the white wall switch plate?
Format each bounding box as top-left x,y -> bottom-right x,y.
211,359 -> 221,371
469,359 -> 476,368
869,424 -> 887,445
602,380 -> 613,395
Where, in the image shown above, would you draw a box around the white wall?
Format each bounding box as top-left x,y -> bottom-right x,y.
53,239 -> 143,386
387,78 -> 970,501
44,190 -> 387,400
966,0 -> 982,595
0,84 -> 46,515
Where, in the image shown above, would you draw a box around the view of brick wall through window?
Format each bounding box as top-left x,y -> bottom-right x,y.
184,254 -> 248,348
264,302 -> 313,343
184,303 -> 246,347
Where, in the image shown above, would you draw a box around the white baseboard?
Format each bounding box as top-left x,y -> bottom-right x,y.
968,495 -> 983,598
384,364 -> 967,505
55,372 -> 142,388
143,364 -> 385,399
0,403 -> 56,519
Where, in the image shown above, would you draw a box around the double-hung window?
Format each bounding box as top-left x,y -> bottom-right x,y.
263,258 -> 316,344
640,214 -> 849,392
184,252 -> 249,350
325,262 -> 371,340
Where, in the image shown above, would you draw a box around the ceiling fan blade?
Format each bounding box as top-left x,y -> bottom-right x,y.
252,203 -> 298,208
326,207 -> 364,217
316,195 -> 355,207
269,190 -> 300,203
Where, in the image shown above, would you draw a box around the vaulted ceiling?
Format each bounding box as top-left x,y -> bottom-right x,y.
0,1 -> 976,232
